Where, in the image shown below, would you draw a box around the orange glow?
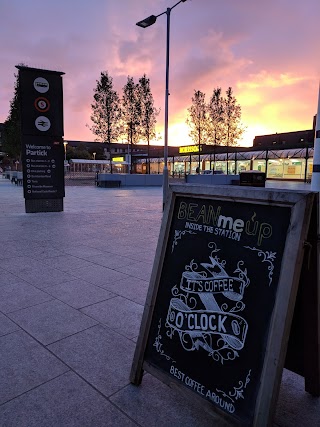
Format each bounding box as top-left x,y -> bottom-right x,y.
238,71 -> 306,90
65,72 -> 317,148
1,0 -> 318,152
58,43 -> 319,150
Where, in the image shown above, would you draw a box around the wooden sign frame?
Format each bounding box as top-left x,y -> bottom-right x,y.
285,193 -> 320,395
131,185 -> 315,426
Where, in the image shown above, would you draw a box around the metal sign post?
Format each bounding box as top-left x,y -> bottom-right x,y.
17,66 -> 65,213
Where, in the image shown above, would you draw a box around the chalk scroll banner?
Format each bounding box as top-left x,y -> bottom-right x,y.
131,185 -> 314,426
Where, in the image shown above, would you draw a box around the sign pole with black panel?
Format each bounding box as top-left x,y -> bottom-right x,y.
131,184 -> 316,426
17,66 -> 65,213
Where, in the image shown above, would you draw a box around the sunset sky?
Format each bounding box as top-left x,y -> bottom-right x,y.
1,0 -> 319,147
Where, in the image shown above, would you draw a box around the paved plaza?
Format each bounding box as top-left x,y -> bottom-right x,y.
0,176 -> 319,426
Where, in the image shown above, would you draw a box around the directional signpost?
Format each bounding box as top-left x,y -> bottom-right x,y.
17,66 -> 65,212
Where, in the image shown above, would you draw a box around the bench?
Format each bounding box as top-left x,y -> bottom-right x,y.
98,180 -> 121,188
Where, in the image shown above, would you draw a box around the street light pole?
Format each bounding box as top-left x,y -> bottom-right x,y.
136,0 -> 188,209
163,7 -> 170,208
63,141 -> 68,176
63,141 -> 68,162
311,83 -> 320,191
130,122 -> 133,174
128,121 -> 137,174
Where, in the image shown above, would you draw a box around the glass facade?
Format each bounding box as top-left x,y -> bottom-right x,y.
68,152 -> 314,182
131,147 -> 314,181
252,159 -> 266,173
136,147 -> 314,181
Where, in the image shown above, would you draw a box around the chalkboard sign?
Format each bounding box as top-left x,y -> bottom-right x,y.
131,185 -> 314,426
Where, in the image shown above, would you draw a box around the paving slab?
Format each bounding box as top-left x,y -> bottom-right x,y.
22,245 -> 67,259
111,373 -> 228,427
48,325 -> 136,397
0,255 -> 44,271
7,299 -> 98,345
68,263 -> 129,287
0,268 -> 27,285
0,281 -> 53,313
0,246 -> 28,260
59,244 -> 105,259
101,275 -> 149,306
129,248 -> 159,263
110,244 -> 158,262
81,295 -> 144,339
0,330 -> 69,405
41,254 -> 97,272
0,371 -> 136,427
114,260 -> 153,281
85,252 -> 139,269
45,278 -> 115,309
274,369 -> 320,427
14,265 -> 77,289
0,312 -> 20,336
1,258 -> 77,289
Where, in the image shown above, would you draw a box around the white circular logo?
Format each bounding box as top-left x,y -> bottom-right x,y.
34,77 -> 49,93
35,116 -> 51,131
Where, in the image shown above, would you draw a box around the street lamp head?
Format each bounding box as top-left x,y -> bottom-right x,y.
136,15 -> 157,28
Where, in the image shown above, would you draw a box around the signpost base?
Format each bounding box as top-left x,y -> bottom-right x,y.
25,198 -> 63,213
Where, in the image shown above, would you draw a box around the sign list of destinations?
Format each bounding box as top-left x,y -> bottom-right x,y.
23,138 -> 64,199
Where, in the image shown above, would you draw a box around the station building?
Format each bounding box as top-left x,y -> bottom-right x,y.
0,121 -> 315,182
67,125 -> 315,182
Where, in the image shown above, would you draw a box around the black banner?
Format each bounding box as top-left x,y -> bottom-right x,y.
18,66 -> 64,137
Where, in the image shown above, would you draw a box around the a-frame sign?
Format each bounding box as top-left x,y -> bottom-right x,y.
131,184 -> 318,426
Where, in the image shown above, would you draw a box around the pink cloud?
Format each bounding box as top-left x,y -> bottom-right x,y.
0,0 -> 318,147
